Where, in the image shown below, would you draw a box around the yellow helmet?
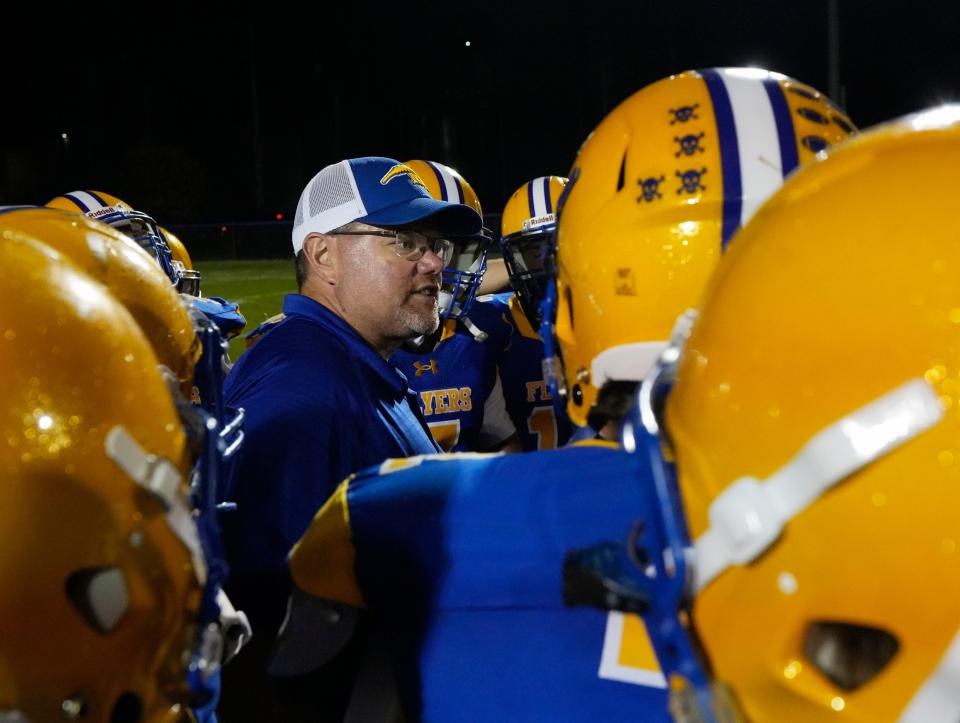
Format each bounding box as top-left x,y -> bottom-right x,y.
404,159 -> 490,322
46,190 -> 178,284
403,159 -> 483,215
499,176 -> 569,326
630,106 -> 960,721
161,226 -> 193,270
0,207 -> 200,390
546,67 -> 856,426
160,226 -> 202,296
0,234 -> 206,722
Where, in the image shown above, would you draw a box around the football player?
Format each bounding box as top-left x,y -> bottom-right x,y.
45,193 -> 245,419
604,105 -> 960,722
390,160 -> 518,452
47,190 -> 179,283
0,206 -> 250,721
496,176 -> 575,450
286,68 -> 855,721
0,231 -> 220,722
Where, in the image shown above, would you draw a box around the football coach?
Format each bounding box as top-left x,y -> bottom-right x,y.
218,157 -> 482,720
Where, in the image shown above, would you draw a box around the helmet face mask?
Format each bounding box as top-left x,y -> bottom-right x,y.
501,227 -> 555,327
438,231 -> 490,321
500,175 -> 569,329
116,212 -> 175,274
403,160 -> 488,323
176,267 -> 203,296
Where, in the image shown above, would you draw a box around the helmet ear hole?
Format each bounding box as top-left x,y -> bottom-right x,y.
803,621 -> 900,691
110,692 -> 144,723
64,567 -> 129,635
616,150 -> 627,192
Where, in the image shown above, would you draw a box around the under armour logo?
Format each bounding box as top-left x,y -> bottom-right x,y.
414,360 -> 439,376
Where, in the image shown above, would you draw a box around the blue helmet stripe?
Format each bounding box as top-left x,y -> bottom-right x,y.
762,79 -> 800,178
542,178 -> 553,215
452,176 -> 465,204
87,190 -> 111,208
64,192 -> 91,212
700,69 -> 742,251
527,180 -> 536,219
427,162 -> 449,201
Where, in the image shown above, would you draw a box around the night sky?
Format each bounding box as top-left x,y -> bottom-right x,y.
6,1 -> 959,227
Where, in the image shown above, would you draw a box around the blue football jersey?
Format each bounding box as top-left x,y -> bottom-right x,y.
493,292 -> 574,450
290,444 -> 669,722
391,296 -> 515,452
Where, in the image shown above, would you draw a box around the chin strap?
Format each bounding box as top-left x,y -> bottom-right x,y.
105,425 -> 207,586
460,316 -> 488,342
694,378 -> 943,592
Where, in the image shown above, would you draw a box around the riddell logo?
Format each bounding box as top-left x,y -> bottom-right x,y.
522,213 -> 555,230
87,205 -> 121,219
380,164 -> 427,190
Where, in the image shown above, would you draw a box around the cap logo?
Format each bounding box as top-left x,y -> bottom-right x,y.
380,164 -> 427,190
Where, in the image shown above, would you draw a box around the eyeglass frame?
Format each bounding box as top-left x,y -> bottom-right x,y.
326,229 -> 456,265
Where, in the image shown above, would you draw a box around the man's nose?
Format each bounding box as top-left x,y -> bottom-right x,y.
417,247 -> 445,274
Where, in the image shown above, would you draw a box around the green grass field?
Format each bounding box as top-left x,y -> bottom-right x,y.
194,259 -> 296,360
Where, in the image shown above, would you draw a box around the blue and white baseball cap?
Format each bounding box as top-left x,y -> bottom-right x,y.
291,156 -> 483,253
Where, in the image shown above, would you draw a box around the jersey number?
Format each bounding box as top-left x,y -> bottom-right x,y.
527,406 -> 558,450
428,420 -> 461,452
598,611 -> 667,688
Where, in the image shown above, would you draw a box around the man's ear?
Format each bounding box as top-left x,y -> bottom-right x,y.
303,233 -> 336,285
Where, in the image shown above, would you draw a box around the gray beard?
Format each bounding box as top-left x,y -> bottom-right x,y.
397,303 -> 439,339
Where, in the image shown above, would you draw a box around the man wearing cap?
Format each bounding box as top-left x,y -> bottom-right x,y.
217,157 -> 482,721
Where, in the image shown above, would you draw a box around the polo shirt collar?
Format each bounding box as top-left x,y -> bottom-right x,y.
282,294 -> 409,395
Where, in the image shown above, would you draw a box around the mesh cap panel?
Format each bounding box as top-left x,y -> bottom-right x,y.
308,163 -> 356,216
291,161 -> 366,254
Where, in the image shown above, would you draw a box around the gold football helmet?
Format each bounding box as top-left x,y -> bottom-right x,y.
0,234 -> 206,722
160,226 -> 201,296
0,207 -> 200,391
46,190 -> 178,285
403,159 -> 483,215
546,67 -> 855,426
500,176 -> 568,327
632,106 -> 960,721
404,159 -> 490,324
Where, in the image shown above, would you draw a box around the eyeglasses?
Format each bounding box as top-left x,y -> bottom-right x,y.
329,229 -> 456,265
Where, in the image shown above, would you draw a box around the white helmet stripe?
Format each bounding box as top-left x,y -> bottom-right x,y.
429,161 -> 462,204
542,177 -> 554,214
66,190 -> 110,214
716,68 -> 791,228
531,176 -> 549,218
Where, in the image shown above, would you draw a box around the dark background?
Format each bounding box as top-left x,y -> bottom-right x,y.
5,1 -> 958,227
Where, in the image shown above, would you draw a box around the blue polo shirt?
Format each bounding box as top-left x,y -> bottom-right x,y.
219,293 -> 440,636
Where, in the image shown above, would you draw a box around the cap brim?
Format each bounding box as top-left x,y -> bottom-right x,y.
359,197 -> 482,236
